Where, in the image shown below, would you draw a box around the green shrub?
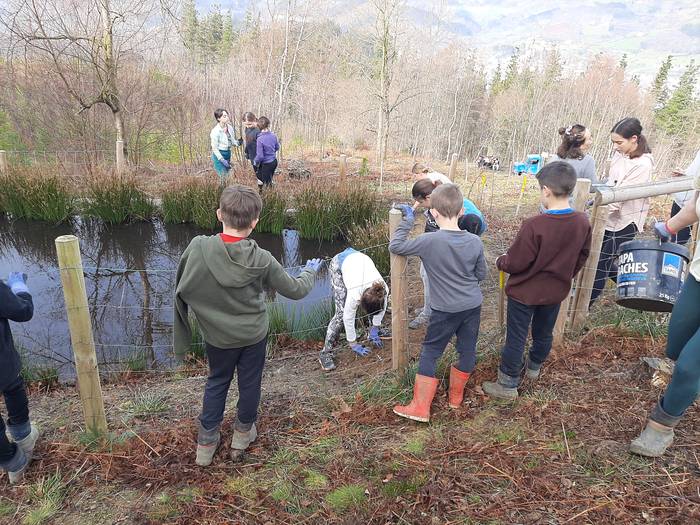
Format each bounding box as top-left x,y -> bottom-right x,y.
83,174 -> 154,223
0,169 -> 73,223
325,484 -> 366,513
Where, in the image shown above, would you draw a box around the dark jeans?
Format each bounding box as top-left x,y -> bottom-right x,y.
418,306 -> 481,377
199,338 -> 267,431
499,298 -> 560,386
590,223 -> 638,306
671,201 -> 692,245
0,376 -> 30,464
661,276 -> 700,417
257,159 -> 278,186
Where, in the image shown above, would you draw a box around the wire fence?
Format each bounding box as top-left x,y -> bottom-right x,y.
7,159 -> 695,392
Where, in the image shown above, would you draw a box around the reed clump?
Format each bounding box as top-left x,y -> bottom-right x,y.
347,218 -> 390,277
83,174 -> 155,223
161,177 -> 222,229
256,189 -> 288,234
0,168 -> 74,223
294,184 -> 382,241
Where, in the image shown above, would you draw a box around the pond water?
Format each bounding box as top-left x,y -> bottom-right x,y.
0,217 -> 343,379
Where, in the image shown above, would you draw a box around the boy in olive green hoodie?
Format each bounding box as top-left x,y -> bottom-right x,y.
174,185 -> 322,466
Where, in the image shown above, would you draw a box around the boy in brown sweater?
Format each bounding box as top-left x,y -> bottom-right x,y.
483,162 -> 592,399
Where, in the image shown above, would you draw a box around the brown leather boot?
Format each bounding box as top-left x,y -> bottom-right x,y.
448,366 -> 471,409
393,375 -> 439,423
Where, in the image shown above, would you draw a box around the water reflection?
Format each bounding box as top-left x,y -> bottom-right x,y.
0,217 -> 343,378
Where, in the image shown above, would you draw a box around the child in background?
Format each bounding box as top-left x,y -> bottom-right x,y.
482,162 -> 591,399
550,124 -> 597,183
390,184 -> 487,422
253,116 -> 280,188
174,185 -> 322,465
412,162 -> 451,184
0,272 -> 39,484
318,248 -> 388,372
243,112 -> 262,188
409,178 -> 487,329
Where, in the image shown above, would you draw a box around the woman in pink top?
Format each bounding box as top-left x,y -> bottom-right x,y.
589,117 -> 653,306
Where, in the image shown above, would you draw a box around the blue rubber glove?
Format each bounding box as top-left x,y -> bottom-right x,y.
220,158 -> 231,169
368,326 -> 382,348
350,343 -> 371,356
7,272 -> 29,295
396,204 -> 414,221
305,258 -> 323,272
653,222 -> 673,242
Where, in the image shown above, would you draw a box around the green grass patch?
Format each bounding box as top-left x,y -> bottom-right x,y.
83,174 -> 154,223
270,480 -> 295,502
224,475 -> 258,499
303,435 -> 340,464
357,366 -> 416,405
402,433 -> 426,456
148,492 -> 179,521
266,298 -> 334,355
381,474 -> 428,498
0,169 -> 73,222
325,484 -> 366,513
303,469 -> 329,490
124,350 -> 149,372
491,424 -> 526,444
188,316 -> 206,361
121,391 -> 169,417
0,499 -> 16,518
23,472 -> 66,525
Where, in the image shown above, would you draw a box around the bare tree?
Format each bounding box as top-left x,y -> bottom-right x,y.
1,0 -> 170,159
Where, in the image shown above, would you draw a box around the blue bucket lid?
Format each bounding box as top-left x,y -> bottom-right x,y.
618,239 -> 690,260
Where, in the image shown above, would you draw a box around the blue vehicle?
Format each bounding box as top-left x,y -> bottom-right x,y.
512,154 -> 544,176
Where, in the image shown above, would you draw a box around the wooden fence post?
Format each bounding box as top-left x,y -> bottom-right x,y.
448,153 -> 458,181
553,178 -> 592,345
389,209 -> 408,372
339,154 -> 347,184
0,150 -> 7,174
570,205 -> 610,331
116,140 -> 126,174
55,235 -> 108,434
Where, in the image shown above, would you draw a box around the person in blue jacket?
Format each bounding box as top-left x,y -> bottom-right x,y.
409,179 -> 487,329
0,272 -> 39,484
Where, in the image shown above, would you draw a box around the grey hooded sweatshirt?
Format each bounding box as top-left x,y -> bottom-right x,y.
174,235 -> 315,357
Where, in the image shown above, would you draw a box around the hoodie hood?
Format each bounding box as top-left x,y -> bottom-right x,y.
198,235 -> 271,288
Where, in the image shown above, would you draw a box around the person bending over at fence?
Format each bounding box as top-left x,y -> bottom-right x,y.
253,116 -> 280,188
242,112 -> 262,188
0,272 -> 39,484
210,108 -> 241,184
412,162 -> 451,184
482,162 -> 591,400
630,183 -> 700,457
390,184 -> 487,422
318,248 -> 388,372
551,124 -> 597,184
174,185 -> 322,466
409,178 -> 487,329
589,117 -> 653,307
666,148 -> 700,246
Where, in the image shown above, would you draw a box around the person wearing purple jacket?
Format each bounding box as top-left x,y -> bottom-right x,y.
253,116 -> 280,188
